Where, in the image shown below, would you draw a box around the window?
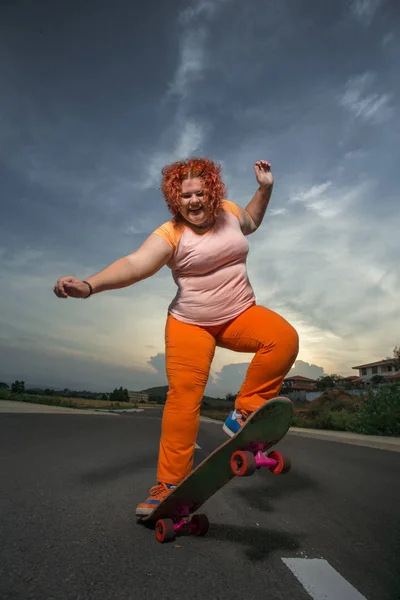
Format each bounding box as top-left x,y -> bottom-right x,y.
361,368 -> 367,376
372,367 -> 378,374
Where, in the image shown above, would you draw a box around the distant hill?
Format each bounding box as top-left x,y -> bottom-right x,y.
140,385 -> 228,406
2,381 -> 66,391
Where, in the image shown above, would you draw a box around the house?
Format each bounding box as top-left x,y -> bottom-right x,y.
283,375 -> 318,391
352,359 -> 400,381
343,375 -> 364,385
282,375 -> 319,402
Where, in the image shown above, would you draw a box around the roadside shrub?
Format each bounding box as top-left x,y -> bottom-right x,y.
293,410 -> 358,431
292,413 -> 314,428
351,386 -> 400,436
316,410 -> 358,431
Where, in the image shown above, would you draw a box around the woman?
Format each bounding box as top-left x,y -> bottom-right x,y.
53,157 -> 299,516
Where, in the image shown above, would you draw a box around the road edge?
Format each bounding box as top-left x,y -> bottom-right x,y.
200,416 -> 400,452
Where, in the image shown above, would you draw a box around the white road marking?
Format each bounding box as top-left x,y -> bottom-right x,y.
195,443 -> 201,449
282,558 -> 368,600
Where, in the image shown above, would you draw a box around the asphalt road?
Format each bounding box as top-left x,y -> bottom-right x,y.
0,409 -> 399,600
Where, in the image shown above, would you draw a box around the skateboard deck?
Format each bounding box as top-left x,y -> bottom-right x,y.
138,396 -> 293,542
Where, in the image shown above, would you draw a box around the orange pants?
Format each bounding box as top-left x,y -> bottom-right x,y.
157,304 -> 299,484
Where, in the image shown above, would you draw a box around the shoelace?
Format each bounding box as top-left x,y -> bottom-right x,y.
149,483 -> 168,497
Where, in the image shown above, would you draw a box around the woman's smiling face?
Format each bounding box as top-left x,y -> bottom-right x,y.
179,177 -> 213,229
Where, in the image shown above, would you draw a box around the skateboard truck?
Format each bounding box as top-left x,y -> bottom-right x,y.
155,509 -> 210,543
230,443 -> 291,477
155,443 -> 290,543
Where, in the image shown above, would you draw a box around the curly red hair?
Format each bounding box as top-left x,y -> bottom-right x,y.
160,157 -> 226,221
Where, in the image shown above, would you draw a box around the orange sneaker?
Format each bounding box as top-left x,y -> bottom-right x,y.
136,483 -> 176,517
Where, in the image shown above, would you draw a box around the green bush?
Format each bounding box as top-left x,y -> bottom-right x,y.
351,386 -> 400,436
292,413 -> 314,428
293,410 -> 357,431
292,386 -> 399,436
315,410 -> 358,431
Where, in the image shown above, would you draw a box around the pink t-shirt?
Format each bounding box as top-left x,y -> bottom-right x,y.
153,200 -> 255,326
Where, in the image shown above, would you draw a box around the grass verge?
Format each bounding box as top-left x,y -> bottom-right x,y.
0,389 -> 139,410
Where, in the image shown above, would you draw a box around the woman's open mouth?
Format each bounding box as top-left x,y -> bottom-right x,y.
188,206 -> 204,217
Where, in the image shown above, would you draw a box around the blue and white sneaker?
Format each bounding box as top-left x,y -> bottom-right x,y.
223,409 -> 248,437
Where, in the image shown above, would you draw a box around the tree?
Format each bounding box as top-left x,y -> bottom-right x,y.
393,346 -> 400,371
316,376 -> 335,391
11,380 -> 25,394
110,386 -> 129,402
371,374 -> 385,386
224,393 -> 236,404
0,382 -> 9,389
317,374 -> 344,390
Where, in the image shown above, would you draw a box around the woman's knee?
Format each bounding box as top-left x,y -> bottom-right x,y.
165,380 -> 204,412
260,315 -> 299,367
284,321 -> 299,356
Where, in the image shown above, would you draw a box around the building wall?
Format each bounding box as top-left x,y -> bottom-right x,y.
128,391 -> 149,403
358,364 -> 399,380
286,390 -> 321,402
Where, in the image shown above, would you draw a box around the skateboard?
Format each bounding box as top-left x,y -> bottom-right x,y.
138,396 -> 293,543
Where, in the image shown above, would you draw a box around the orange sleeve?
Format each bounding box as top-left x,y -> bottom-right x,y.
221,200 -> 241,220
152,220 -> 184,251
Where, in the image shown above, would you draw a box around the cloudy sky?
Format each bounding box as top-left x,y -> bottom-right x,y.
1,0 -> 399,394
